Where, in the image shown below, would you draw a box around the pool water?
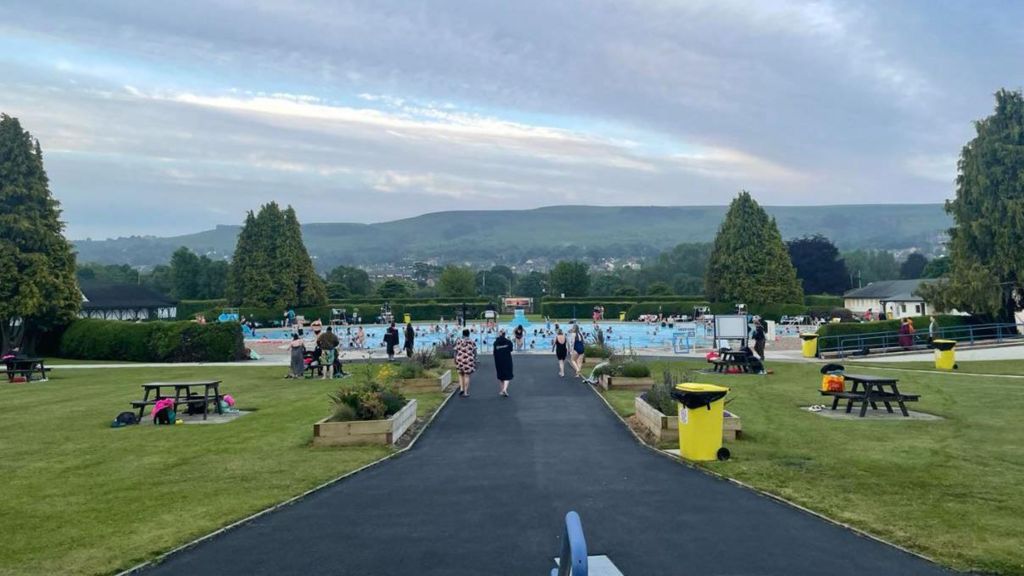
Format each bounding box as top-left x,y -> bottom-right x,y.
247,320 -> 713,352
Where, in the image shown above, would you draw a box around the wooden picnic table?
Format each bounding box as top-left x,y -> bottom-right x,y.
3,357 -> 51,382
709,349 -> 757,373
820,373 -> 919,417
132,381 -> 223,421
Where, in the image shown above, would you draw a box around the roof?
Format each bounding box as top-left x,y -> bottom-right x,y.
79,281 -> 178,310
843,279 -> 936,302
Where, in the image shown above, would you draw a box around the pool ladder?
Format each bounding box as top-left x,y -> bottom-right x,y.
552,511 -> 588,576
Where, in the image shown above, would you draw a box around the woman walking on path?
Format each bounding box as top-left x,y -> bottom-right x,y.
553,328 -> 568,377
404,322 -> 415,358
288,333 -> 305,379
493,329 -> 514,397
454,329 -> 478,397
570,324 -> 586,378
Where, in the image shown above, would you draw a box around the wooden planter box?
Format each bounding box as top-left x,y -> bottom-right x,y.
599,374 -> 655,391
634,395 -> 742,443
313,399 -> 418,446
398,369 -> 452,393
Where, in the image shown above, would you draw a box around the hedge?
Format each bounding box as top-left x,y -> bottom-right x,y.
804,295 -> 845,308
176,299 -> 229,320
815,315 -> 981,351
540,301 -> 638,319
59,319 -> 246,362
195,302 -> 496,325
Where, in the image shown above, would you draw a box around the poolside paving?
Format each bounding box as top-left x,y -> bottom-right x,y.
139,355 -> 949,575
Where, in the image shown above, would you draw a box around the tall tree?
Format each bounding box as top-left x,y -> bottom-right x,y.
921,256 -> 950,279
899,253 -> 929,279
786,235 -> 850,295
548,261 -> 590,297
226,203 -> 326,308
842,249 -> 900,286
327,265 -> 372,296
922,90 -> 1024,317
514,271 -> 547,300
170,247 -> 201,299
376,278 -> 412,299
438,266 -> 477,297
0,114 -> 79,352
705,192 -> 803,304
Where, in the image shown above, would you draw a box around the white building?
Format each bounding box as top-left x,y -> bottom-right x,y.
843,279 -> 938,319
79,281 -> 178,321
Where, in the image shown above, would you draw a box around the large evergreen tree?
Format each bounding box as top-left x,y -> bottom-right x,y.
786,235 -> 850,295
226,203 -> 326,308
705,191 -> 803,304
0,114 -> 80,352
921,90 -> 1024,317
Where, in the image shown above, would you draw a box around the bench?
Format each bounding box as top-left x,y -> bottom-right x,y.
820,374 -> 920,417
3,367 -> 52,382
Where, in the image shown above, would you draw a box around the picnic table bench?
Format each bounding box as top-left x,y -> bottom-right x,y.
709,350 -> 759,374
3,358 -> 51,382
131,381 -> 223,421
820,373 -> 919,417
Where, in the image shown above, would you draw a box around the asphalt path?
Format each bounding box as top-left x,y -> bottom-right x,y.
141,355 -> 949,575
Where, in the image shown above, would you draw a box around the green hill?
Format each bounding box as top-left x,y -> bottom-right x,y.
72,204 -> 950,269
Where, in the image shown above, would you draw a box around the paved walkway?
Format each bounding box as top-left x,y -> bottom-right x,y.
140,356 -> 948,575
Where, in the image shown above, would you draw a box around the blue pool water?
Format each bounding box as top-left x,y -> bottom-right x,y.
247,320 -> 712,352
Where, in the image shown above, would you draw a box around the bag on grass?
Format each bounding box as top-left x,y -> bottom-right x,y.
111,411 -> 138,427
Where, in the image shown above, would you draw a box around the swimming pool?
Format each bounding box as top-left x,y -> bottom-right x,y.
246,319 -> 713,352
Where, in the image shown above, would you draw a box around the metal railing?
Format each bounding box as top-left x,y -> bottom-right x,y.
552,511 -> 588,576
817,322 -> 1024,357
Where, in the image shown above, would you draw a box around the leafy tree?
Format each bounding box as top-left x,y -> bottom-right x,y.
438,266 -> 477,297
514,271 -> 547,300
646,281 -> 673,296
377,278 -> 413,299
327,265 -> 372,296
170,247 -> 201,300
76,263 -> 139,284
590,274 -> 624,296
549,261 -> 590,297
143,265 -> 173,296
922,90 -> 1024,317
922,256 -> 950,278
899,253 -> 929,280
0,114 -> 79,352
614,286 -> 640,297
226,203 -> 327,308
705,192 -> 803,304
786,235 -> 850,295
842,249 -> 900,285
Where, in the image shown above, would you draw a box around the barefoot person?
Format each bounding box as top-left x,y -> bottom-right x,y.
570,324 -> 587,377
403,322 -> 415,358
287,333 -> 305,379
553,328 -> 568,377
454,328 -> 477,397
493,329 -> 514,397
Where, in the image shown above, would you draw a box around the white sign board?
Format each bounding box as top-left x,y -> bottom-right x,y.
714,314 -> 749,340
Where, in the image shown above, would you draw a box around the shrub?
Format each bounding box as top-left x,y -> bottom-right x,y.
412,349 -> 441,371
642,370 -> 690,415
616,362 -> 651,378
584,344 -> 612,358
58,319 -> 245,362
328,380 -> 407,422
395,361 -> 426,380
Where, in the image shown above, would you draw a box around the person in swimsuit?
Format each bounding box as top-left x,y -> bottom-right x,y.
553,328 -> 568,377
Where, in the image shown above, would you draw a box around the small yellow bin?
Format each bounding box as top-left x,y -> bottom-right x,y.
933,339 -> 957,370
673,383 -> 730,461
799,333 -> 819,358
619,311 -> 627,321
403,313 -> 412,324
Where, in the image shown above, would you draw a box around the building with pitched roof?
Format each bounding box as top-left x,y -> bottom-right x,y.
78,281 -> 178,321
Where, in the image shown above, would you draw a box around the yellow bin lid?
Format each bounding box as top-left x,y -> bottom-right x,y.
932,339 -> 956,344
676,383 -> 730,393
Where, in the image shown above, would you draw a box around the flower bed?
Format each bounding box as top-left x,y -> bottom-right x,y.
634,394 -> 741,443
312,399 -> 417,446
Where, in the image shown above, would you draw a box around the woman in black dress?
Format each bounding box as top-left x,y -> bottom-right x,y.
553,328 -> 568,377
384,322 -> 399,360
493,329 -> 514,397
403,323 -> 415,358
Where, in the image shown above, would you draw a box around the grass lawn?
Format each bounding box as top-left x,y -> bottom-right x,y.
0,365 -> 448,576
852,358 -> 1024,376
602,359 -> 1024,575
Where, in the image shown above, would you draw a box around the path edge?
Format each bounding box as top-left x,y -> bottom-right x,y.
114,387 -> 459,576
585,382 -> 954,573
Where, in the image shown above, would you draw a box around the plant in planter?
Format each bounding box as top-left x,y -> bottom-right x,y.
635,370 -> 741,443
314,379 -> 418,446
394,352 -> 453,392
412,349 -> 442,371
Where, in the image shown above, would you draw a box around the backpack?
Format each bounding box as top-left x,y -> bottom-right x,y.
111,411 -> 138,427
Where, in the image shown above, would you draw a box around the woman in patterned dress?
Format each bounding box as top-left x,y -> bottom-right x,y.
454,328 -> 477,397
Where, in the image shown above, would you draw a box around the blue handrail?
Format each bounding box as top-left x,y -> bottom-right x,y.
552,511 -> 588,576
816,322 -> 1024,357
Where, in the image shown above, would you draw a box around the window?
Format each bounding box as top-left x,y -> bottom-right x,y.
901,304 -> 907,313
915,304 -> 921,314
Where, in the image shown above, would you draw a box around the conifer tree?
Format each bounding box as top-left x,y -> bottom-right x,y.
227,203 -> 326,308
705,191 -> 803,305
0,114 -> 80,352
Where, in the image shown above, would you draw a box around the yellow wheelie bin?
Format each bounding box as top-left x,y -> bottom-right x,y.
619,311 -> 627,321
403,313 -> 412,324
800,333 -> 819,358
672,383 -> 730,461
933,339 -> 957,370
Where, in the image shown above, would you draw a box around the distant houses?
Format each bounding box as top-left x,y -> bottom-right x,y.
79,281 -> 177,321
843,279 -> 939,319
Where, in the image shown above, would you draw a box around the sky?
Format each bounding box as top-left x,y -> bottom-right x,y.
1,1 -> 1021,240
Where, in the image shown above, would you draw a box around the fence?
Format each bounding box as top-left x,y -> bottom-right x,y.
817,322 -> 1024,357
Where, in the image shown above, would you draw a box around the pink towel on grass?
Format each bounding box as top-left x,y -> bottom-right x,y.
153,398 -> 176,420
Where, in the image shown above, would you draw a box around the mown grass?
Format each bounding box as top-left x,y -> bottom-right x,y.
602,359 -> 1024,575
0,365 -> 447,576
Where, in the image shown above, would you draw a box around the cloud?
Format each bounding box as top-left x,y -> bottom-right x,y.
0,0 -> 1015,239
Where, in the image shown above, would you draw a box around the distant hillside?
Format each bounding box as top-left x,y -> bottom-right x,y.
72,204 -> 951,270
